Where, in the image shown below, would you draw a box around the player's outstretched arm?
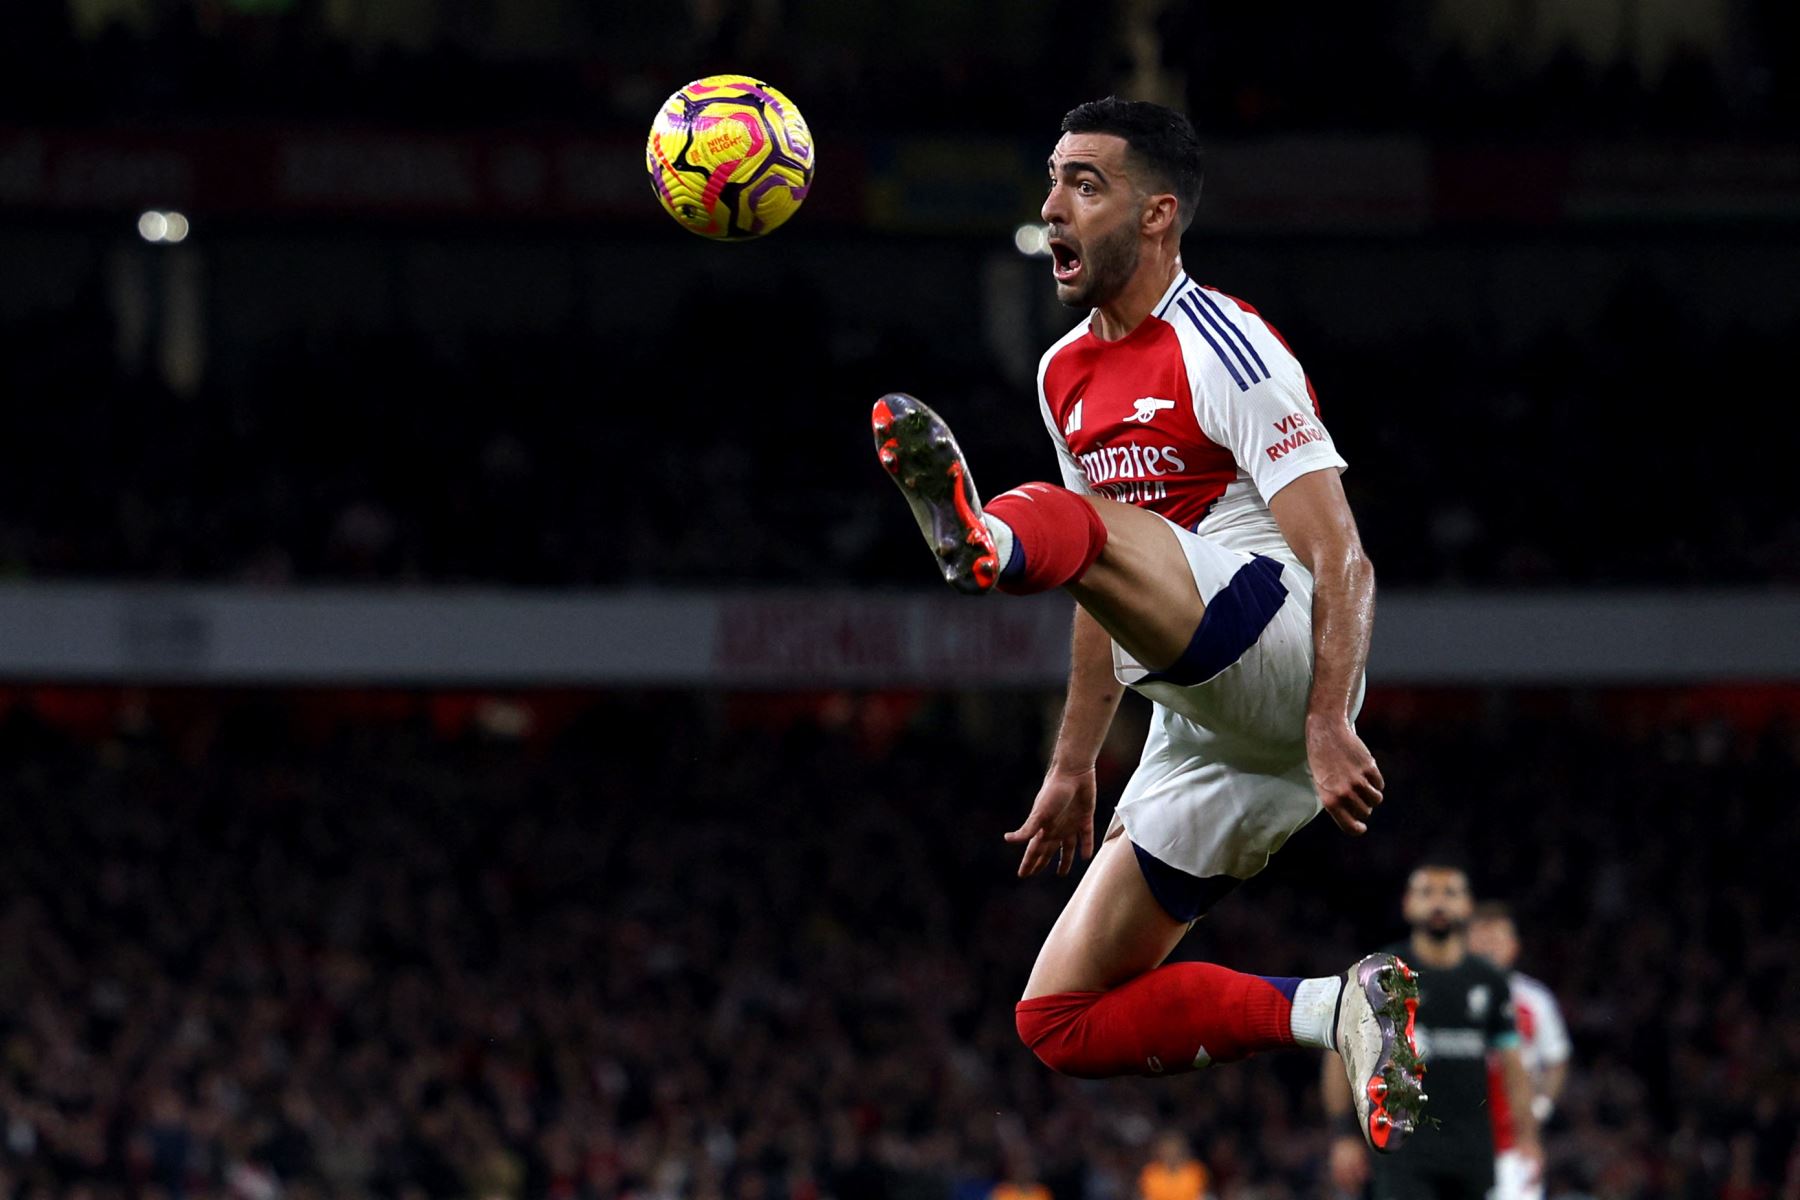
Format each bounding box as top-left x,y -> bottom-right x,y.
1004,606 -> 1122,877
1541,1059 -> 1570,1112
1319,1052 -> 1370,1182
1500,1046 -> 1545,1169
1268,468 -> 1383,836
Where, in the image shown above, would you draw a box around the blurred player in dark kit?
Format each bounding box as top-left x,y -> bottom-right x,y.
1324,864 -> 1542,1198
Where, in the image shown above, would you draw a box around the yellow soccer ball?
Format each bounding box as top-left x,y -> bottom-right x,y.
645,75 -> 816,239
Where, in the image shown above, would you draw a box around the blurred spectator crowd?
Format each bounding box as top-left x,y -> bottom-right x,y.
2,0 -> 1798,140
0,686 -> 1794,1199
0,274 -> 1793,589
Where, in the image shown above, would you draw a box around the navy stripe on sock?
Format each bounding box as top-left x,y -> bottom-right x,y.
998,540 -> 1026,586
1139,554 -> 1288,688
1256,975 -> 1302,1002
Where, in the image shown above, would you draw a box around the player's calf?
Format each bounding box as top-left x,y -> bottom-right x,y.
985,483 -> 1108,594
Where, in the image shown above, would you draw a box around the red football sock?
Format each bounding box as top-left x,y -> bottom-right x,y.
1014,964 -> 1299,1078
985,483 -> 1107,595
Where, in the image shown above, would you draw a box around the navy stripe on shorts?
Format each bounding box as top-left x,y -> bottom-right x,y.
1138,553 -> 1288,688
1132,841 -> 1244,923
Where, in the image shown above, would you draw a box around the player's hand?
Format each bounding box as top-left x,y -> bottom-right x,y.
1327,1136 -> 1369,1191
1002,764 -> 1097,878
1517,1136 -> 1546,1183
1306,716 -> 1384,836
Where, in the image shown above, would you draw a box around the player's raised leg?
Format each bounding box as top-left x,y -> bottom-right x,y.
872,392 -> 1204,670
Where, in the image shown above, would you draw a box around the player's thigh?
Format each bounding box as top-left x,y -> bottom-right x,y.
1066,498 -> 1207,671
1021,827 -> 1189,1000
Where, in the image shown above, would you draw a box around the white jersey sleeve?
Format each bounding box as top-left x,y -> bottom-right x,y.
1513,972 -> 1572,1067
1173,287 -> 1346,502
1037,336 -> 1094,495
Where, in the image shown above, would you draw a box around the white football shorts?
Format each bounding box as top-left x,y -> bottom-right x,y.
1103,518 -> 1365,884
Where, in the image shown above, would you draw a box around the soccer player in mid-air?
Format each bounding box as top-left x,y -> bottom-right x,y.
870,97 -> 1426,1151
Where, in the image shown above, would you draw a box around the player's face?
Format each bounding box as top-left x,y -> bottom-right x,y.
1041,133 -> 1145,309
1468,917 -> 1520,968
1403,867 -> 1473,938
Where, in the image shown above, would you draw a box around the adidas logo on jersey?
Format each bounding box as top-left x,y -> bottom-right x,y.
1064,399 -> 1083,436
1126,397 -> 1176,423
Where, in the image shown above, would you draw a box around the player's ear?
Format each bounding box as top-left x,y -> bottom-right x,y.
1141,192 -> 1179,237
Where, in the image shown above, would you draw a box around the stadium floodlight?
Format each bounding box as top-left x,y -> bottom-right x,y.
1013,223 -> 1051,255
137,211 -> 191,244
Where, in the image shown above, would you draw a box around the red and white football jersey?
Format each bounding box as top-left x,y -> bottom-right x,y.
1487,970 -> 1572,1149
1036,271 -> 1345,567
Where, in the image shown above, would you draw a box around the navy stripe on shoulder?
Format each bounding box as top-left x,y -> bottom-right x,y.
1194,289 -> 1270,378
1153,273 -> 1190,320
1186,289 -> 1266,386
1174,295 -> 1250,391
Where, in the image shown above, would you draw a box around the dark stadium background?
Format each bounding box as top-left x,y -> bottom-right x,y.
1,3 -> 1796,1199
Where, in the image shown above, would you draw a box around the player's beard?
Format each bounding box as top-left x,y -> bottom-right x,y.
1056,218 -> 1141,309
1417,910 -> 1468,942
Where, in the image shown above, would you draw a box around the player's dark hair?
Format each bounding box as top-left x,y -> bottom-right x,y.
1471,900 -> 1513,923
1061,97 -> 1205,231
1411,852 -> 1472,882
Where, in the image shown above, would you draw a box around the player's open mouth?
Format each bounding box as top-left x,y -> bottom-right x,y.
1049,239 -> 1082,282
